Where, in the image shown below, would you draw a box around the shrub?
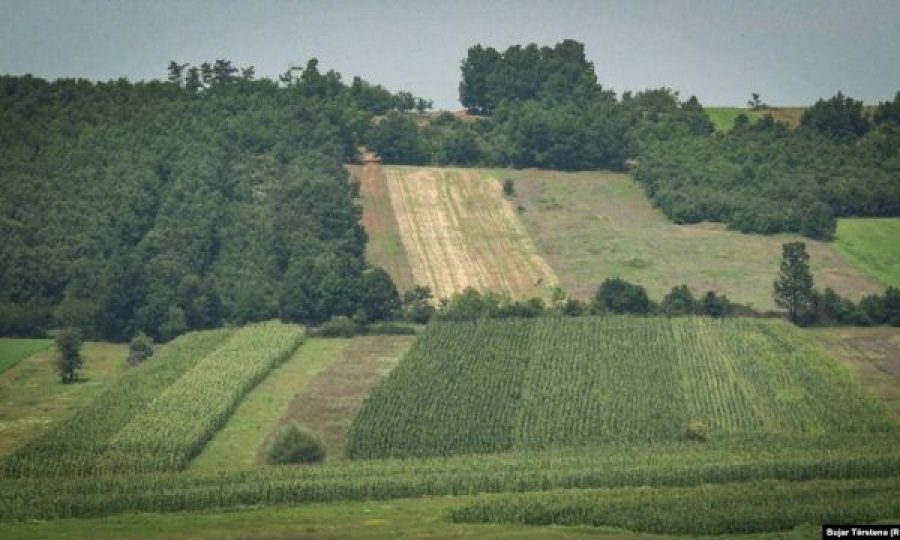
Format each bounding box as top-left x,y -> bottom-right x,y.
502,179 -> 516,196
127,332 -> 154,366
366,322 -> 417,335
267,425 -> 326,465
313,316 -> 358,337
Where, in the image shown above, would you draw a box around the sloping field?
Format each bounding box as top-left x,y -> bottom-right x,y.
0,341 -> 127,456
381,165 -> 557,300
269,335 -> 414,459
3,432 -> 900,523
349,164 -> 416,293
2,322 -> 304,478
512,169 -> 882,309
346,317 -> 896,459
190,337 -> 341,473
834,218 -> 900,287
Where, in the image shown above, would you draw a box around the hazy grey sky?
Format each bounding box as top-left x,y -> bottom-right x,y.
1,0 -> 899,109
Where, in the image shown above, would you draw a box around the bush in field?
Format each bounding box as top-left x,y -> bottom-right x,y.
314,316 -> 358,337
126,332 -> 154,366
592,278 -> 650,314
267,425 -> 326,465
54,327 -> 83,383
661,285 -> 696,316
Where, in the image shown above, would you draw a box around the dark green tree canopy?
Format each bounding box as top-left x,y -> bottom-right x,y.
592,278 -> 650,315
0,61 -> 414,340
54,327 -> 83,383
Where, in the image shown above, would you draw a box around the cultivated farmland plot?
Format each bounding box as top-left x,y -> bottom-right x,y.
347,316 -> 897,459
382,165 -> 557,300
1,321 -> 303,478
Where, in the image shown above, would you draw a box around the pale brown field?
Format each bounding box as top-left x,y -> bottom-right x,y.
383,166 -> 557,300
268,335 -> 414,459
349,164 -> 416,293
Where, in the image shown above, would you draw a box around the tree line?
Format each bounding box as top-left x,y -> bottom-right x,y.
635,92 -> 900,240
365,40 -> 713,171
0,60 -> 424,340
365,40 -> 900,241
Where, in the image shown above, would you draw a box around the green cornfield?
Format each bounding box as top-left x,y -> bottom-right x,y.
1,433 -> 899,522
1,321 -> 303,478
346,317 -> 897,458
449,477 -> 900,534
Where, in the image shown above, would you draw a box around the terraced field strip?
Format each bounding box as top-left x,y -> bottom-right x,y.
384,166 -> 557,300
191,336 -> 341,472
0,342 -> 127,457
450,477 -> 900,535
103,321 -> 303,474
270,335 -> 414,459
3,433 -> 900,523
348,163 -> 415,292
347,317 -> 896,459
512,169 -> 882,309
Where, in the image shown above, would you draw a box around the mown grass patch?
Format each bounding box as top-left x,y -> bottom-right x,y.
190,336 -> 343,473
835,218 -> 900,287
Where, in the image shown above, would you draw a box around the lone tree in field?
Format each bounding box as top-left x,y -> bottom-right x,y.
774,242 -> 816,325
55,327 -> 83,383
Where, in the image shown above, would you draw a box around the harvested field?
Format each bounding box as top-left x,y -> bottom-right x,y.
349,164 -> 415,293
268,335 -> 414,459
383,166 -> 557,300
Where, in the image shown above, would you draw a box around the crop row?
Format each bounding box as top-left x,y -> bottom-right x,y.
347,317 -> 896,458
1,328 -> 233,478
1,321 -> 303,478
1,433 -> 899,521
449,477 -> 900,534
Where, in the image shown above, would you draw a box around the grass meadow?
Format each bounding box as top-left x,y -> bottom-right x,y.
834,218 -> 900,287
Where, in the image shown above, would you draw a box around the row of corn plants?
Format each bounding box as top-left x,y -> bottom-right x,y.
346,317 -> 896,459
449,477 -> 900,534
0,328 -> 233,478
96,320 -> 304,474
0,433 -> 899,521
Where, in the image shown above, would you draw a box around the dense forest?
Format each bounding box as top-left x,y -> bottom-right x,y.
635,92 -> 900,239
365,40 -> 713,171
366,40 -> 900,240
0,59 -> 419,339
